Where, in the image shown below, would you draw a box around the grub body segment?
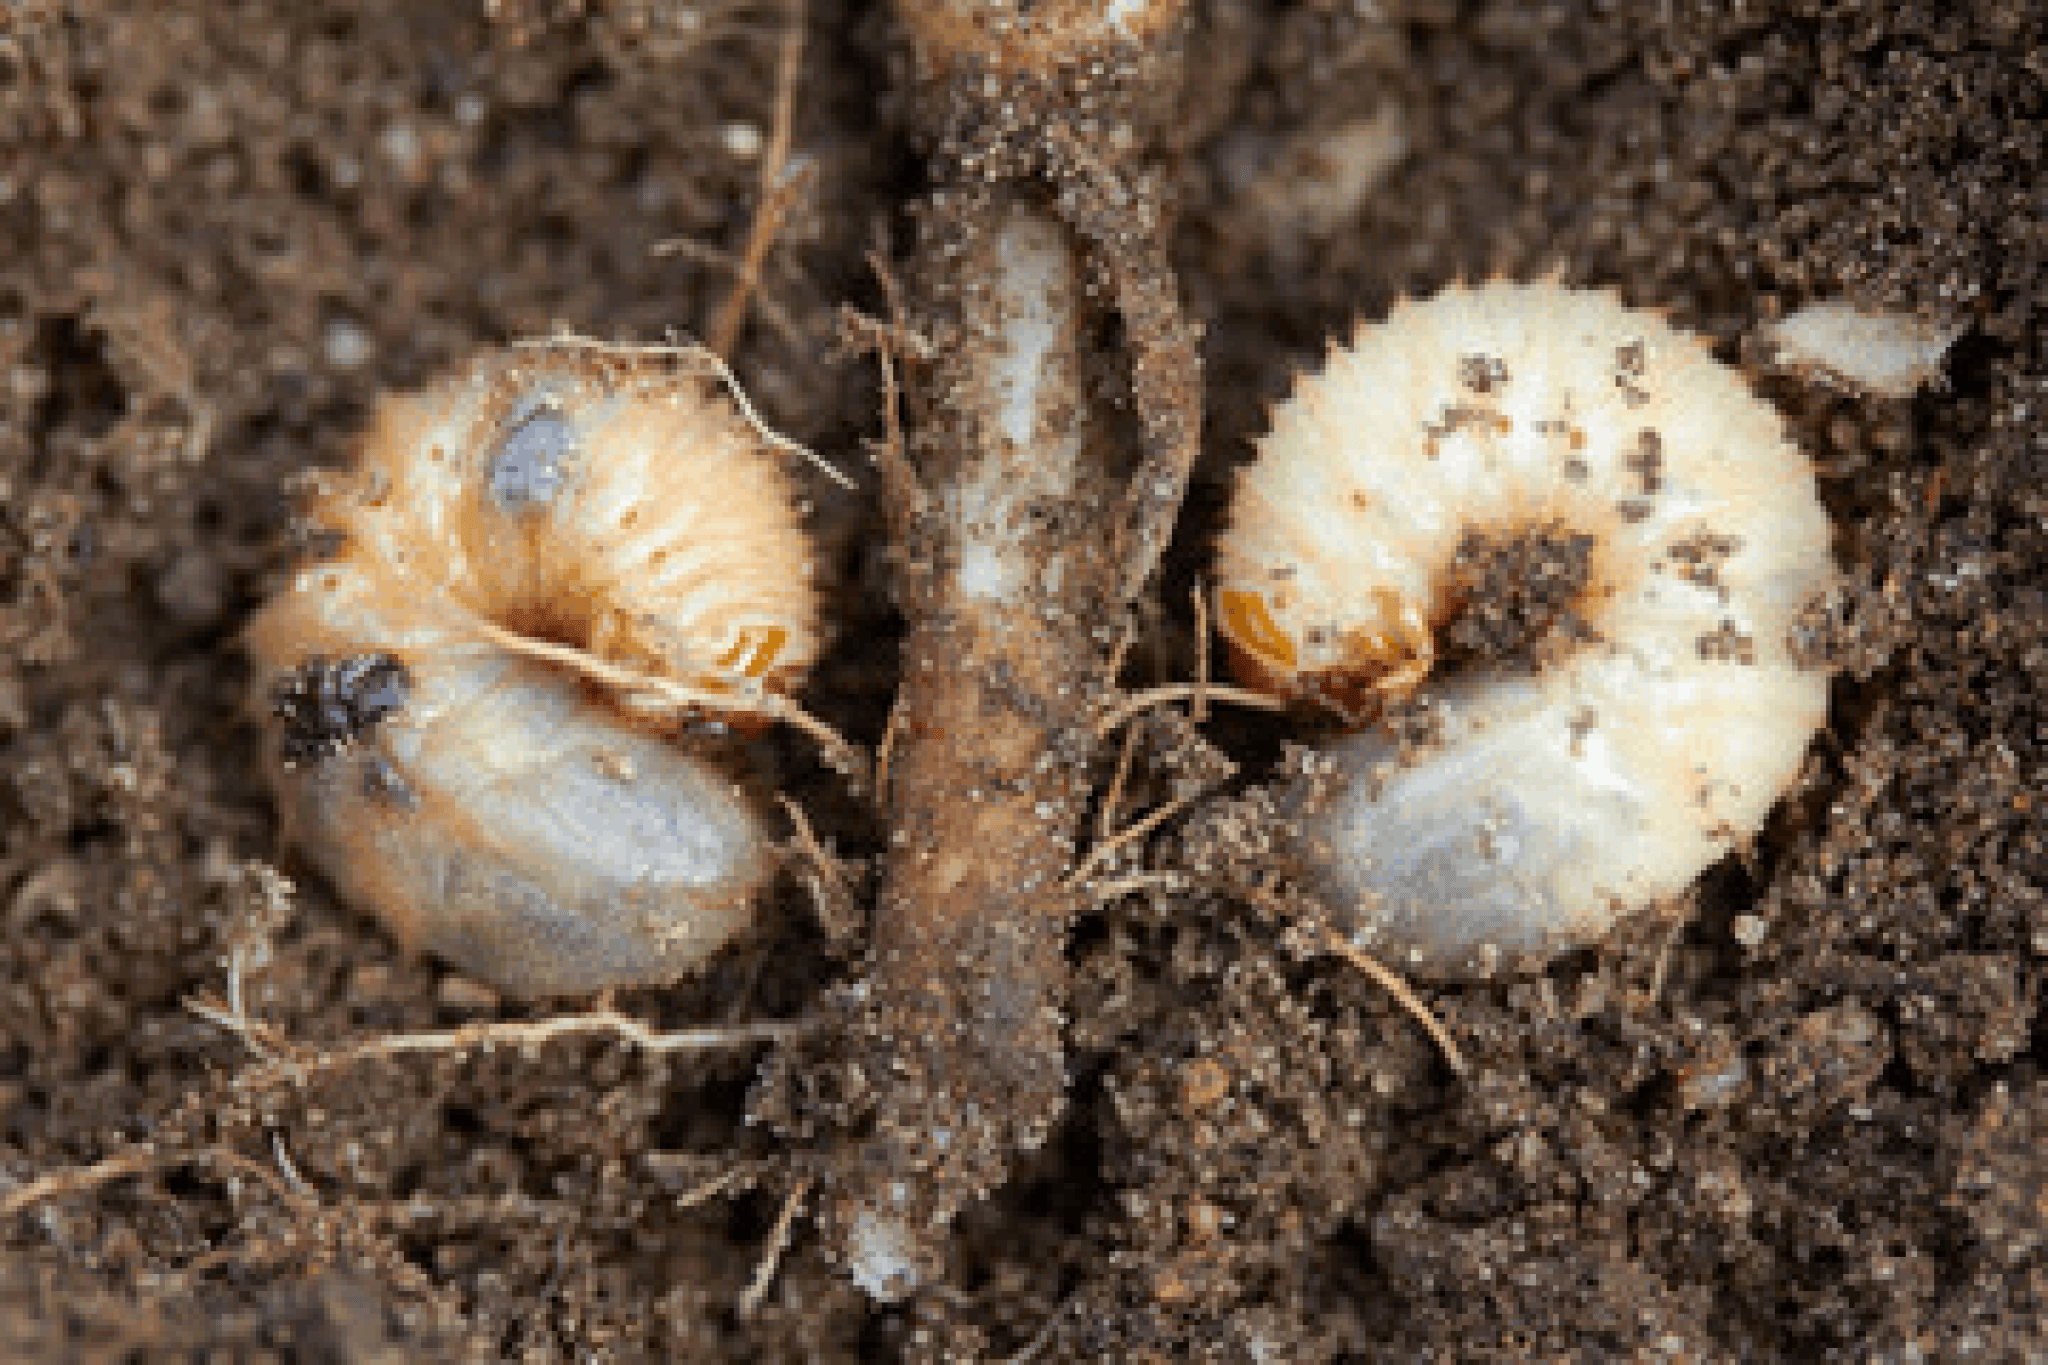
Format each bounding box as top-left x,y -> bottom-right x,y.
1215,281 -> 1837,976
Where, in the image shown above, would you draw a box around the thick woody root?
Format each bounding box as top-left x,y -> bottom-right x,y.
894,0 -> 1186,78
803,196 -> 1125,1299
756,0 -> 1202,1300
893,0 -> 1203,603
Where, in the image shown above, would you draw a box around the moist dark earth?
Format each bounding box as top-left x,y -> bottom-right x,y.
3,1 -> 2043,1359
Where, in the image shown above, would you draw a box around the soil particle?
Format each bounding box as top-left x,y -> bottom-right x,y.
1440,522 -> 1595,666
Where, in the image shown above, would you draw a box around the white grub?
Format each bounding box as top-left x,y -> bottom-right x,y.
949,207 -> 1088,601
1759,299 -> 1965,398
1215,280 -> 1836,977
246,349 -> 821,995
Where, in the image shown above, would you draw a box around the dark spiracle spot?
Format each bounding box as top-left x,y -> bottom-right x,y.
272,653 -> 412,766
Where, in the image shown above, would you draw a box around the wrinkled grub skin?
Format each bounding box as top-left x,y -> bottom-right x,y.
3,0 -> 2044,1360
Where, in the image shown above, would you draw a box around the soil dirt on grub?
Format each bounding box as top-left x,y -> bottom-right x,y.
3,1 -> 2043,1360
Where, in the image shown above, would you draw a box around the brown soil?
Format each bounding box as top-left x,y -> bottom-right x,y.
3,0 -> 2042,1359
